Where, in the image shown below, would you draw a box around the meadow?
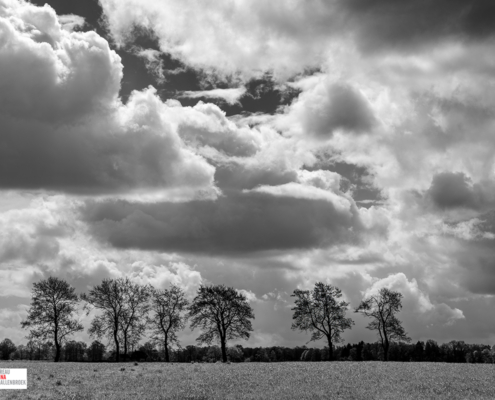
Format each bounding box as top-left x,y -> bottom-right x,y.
0,361 -> 494,400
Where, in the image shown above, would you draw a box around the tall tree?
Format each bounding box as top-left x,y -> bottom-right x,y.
118,279 -> 151,361
188,284 -> 254,363
82,277 -> 150,362
21,277 -> 83,362
355,287 -> 411,361
148,285 -> 189,362
291,282 -> 354,360
82,278 -> 125,362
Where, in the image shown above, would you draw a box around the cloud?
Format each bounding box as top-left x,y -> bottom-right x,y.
282,80 -> 376,137
364,273 -> 465,329
134,48 -> 166,84
342,0 -> 495,53
57,14 -> 85,32
98,0 -> 344,76
425,172 -> 495,213
98,0 -> 495,78
180,87 -> 247,105
128,261 -> 203,298
427,172 -> 478,210
0,1 -> 215,197
81,189 -> 365,255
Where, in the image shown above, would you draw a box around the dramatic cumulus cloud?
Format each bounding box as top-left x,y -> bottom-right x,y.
99,0 -> 495,76
0,0 -> 214,197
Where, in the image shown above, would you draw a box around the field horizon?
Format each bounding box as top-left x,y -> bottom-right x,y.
0,361 -> 494,399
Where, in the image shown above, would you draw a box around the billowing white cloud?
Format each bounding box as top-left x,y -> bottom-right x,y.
0,0 -> 215,198
364,273 -> 465,328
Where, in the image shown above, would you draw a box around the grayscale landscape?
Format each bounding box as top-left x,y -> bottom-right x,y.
1,0 -> 495,398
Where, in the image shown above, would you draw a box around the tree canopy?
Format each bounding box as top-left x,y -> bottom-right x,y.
82,277 -> 151,362
355,287 -> 411,361
188,284 -> 254,362
21,277 -> 83,362
291,282 -> 354,360
148,285 -> 189,362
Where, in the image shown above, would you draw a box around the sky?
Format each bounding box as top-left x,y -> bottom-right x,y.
1,0 -> 495,349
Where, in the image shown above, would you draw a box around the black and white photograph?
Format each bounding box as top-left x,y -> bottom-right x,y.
1,0 -> 495,398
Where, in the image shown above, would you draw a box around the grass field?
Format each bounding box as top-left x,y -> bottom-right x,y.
0,361 -> 494,399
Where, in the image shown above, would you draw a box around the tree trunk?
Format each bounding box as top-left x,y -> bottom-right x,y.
114,329 -> 120,362
54,327 -> 60,362
123,334 -> 128,362
164,342 -> 170,362
327,336 -> 333,361
383,335 -> 389,362
220,337 -> 227,363
54,341 -> 61,362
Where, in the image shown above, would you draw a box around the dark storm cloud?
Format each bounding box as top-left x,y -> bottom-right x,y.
342,0 -> 495,52
426,172 -> 495,211
427,172 -> 478,210
81,190 -> 364,255
453,232 -> 495,295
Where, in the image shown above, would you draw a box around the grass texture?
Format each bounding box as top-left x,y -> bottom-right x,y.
0,361 -> 494,399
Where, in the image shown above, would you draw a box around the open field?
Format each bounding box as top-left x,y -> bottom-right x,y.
0,361 -> 494,400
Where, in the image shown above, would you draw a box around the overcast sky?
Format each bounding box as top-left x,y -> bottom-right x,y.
2,0 -> 495,348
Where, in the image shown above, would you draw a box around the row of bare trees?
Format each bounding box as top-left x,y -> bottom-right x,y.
21,277 -> 254,363
20,277 -> 409,363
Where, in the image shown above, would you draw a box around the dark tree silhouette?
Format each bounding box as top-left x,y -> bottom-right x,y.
188,284 -> 254,363
0,338 -> 16,360
118,279 -> 151,361
81,278 -> 125,362
355,287 -> 411,361
82,277 -> 150,362
21,277 -> 83,362
87,340 -> 106,362
291,282 -> 354,360
148,285 -> 189,362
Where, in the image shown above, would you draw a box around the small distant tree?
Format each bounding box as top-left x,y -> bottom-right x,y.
291,282 -> 354,360
355,287 -> 411,361
87,340 -> 106,362
21,277 -> 83,362
0,339 -> 17,360
188,284 -> 254,363
148,285 -> 189,362
64,340 -> 87,362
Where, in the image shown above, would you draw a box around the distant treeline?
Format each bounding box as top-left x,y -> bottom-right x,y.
1,338 -> 494,364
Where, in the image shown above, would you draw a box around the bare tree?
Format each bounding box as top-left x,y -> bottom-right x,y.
188,284 -> 254,363
118,279 -> 151,361
148,285 -> 189,362
82,277 -> 151,362
291,282 -> 354,360
82,278 -> 125,362
21,277 -> 83,362
355,287 -> 411,361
